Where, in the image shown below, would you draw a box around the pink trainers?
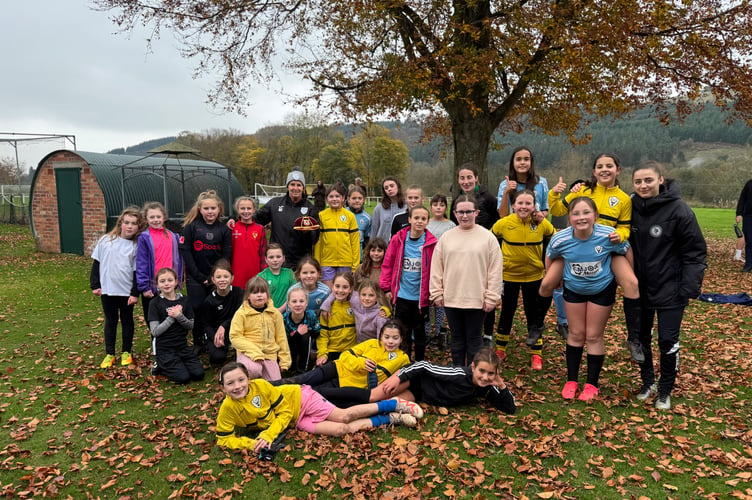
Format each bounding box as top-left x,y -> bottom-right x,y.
530,354 -> 543,370
578,383 -> 599,402
495,349 -> 507,362
562,381 -> 578,399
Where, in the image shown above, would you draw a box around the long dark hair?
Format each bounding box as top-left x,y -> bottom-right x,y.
507,146 -> 540,190
585,153 -> 621,190
380,176 -> 405,209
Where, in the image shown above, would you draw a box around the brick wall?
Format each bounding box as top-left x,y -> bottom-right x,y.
31,151 -> 107,256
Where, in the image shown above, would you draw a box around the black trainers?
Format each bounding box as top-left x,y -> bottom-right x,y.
556,323 -> 569,340
150,361 -> 161,376
525,326 -> 544,347
626,340 -> 645,363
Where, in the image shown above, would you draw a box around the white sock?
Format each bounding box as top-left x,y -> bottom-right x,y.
735,249 -> 742,259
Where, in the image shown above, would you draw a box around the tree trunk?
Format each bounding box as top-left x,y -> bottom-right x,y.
451,113 -> 496,195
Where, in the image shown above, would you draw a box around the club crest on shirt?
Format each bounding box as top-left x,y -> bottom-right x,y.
347,307 -> 353,316
340,215 -> 347,222
278,205 -> 284,212
594,245 -> 603,254
650,225 -> 663,238
388,352 -> 397,360
251,395 -> 262,408
301,207 -> 309,215
206,232 -> 214,240
609,196 -> 619,207
252,231 -> 258,238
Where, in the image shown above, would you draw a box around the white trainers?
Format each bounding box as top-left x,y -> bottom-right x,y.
655,395 -> 671,410
389,412 -> 417,427
392,397 -> 424,419
635,383 -> 657,401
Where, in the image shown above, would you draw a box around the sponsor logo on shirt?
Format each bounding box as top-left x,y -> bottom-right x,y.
194,241 -> 222,251
401,257 -> 421,272
570,261 -> 602,277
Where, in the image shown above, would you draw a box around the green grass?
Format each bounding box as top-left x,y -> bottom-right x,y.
0,217 -> 751,499
693,208 -> 737,239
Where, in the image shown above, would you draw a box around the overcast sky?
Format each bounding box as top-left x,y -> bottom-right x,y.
0,0 -> 306,170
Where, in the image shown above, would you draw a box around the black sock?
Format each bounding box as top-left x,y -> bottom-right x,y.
623,297 -> 641,343
586,354 -> 605,387
566,345 -> 584,382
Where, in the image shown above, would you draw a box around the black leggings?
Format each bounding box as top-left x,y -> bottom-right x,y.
638,306 -> 684,396
101,295 -> 134,355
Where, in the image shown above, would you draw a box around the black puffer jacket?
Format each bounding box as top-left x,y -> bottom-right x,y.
630,180 -> 707,309
254,194 -> 319,269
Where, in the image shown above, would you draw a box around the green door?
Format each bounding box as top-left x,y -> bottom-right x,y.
55,168 -> 84,255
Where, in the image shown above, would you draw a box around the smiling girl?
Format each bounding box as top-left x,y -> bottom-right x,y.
229,276 -> 291,381
354,238 -> 387,286
181,190 -> 233,351
283,287 -> 321,374
215,361 -> 421,451
275,320 -> 411,396
316,272 -> 357,365
380,205 -> 436,361
630,162 -> 706,410
430,195 -> 503,366
491,190 -> 555,369
148,267 -> 204,384
318,346 -> 516,415
136,201 -> 183,325
547,154 -> 642,363
200,259 -> 244,366
315,185 -> 361,288
542,197 -> 630,402
91,206 -> 144,368
230,196 -> 267,289
497,146 -> 550,220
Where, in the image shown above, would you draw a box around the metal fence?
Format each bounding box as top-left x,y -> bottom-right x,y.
0,185 -> 30,225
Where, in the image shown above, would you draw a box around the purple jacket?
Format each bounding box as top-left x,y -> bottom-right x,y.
380,227 -> 436,309
320,290 -> 390,343
136,229 -> 184,295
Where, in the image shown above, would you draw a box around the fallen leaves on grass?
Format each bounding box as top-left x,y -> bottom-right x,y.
0,237 -> 751,499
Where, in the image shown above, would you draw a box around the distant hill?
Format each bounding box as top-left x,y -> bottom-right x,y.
107,136 -> 177,155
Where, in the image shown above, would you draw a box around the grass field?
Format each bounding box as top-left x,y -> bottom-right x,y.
0,213 -> 751,499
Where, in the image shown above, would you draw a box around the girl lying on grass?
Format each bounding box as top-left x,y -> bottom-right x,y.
316,346 -> 516,415
215,362 -> 423,452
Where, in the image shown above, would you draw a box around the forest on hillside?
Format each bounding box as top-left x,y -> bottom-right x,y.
112,103 -> 752,208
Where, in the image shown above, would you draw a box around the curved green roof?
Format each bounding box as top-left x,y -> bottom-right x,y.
32,150 -> 245,226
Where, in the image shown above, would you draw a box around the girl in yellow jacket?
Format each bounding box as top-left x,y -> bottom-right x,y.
316,273 -> 357,365
216,361 -> 422,451
275,320 -> 416,406
492,190 -> 555,370
230,276 -> 291,381
314,185 -> 361,288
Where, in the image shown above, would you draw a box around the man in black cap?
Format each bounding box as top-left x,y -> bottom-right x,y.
255,167 -> 320,269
